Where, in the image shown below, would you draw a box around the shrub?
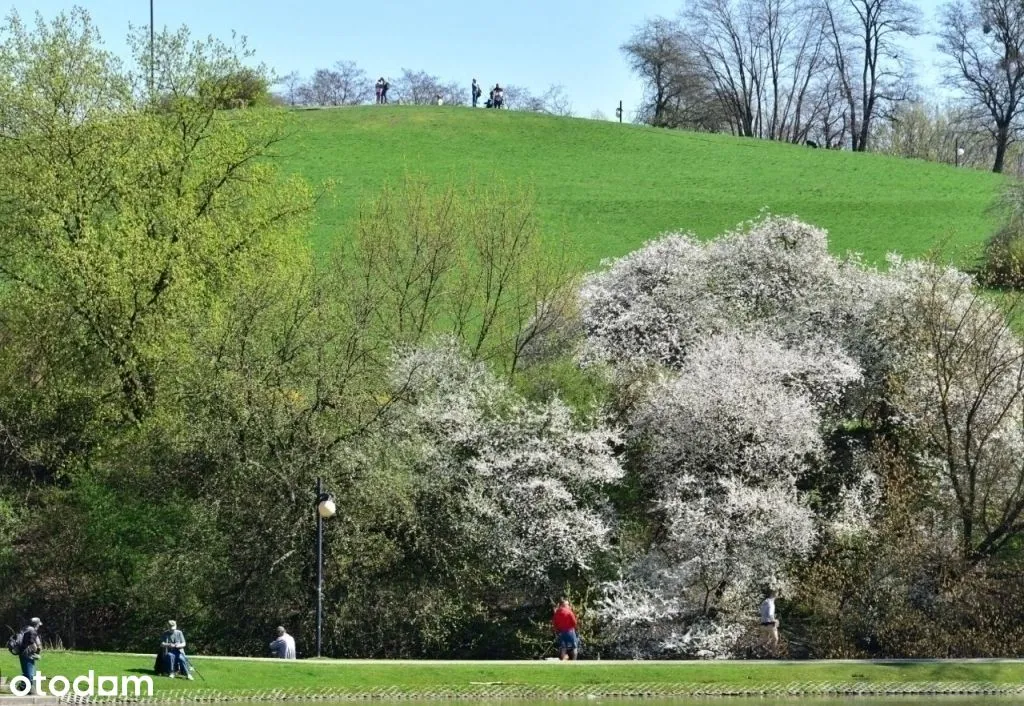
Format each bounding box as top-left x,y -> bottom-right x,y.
979,181 -> 1024,288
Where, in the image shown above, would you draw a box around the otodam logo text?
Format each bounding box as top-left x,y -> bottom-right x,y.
9,671 -> 154,697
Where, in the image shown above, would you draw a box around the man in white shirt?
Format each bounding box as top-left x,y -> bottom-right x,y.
759,591 -> 779,647
269,626 -> 296,659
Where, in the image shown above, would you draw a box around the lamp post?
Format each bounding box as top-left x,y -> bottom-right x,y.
149,0 -> 154,93
315,478 -> 336,659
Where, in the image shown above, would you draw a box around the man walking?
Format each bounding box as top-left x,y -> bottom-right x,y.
760,591 -> 779,648
471,78 -> 481,107
160,620 -> 194,679
269,626 -> 296,659
552,598 -> 579,661
18,617 -> 42,688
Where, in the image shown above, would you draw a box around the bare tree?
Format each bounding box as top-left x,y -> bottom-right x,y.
500,84 -> 532,110
392,68 -> 448,105
621,17 -> 718,128
296,61 -> 372,106
503,84 -> 575,115
764,0 -> 833,142
808,70 -> 850,146
821,0 -> 921,151
276,71 -> 302,106
536,84 -> 574,116
938,0 -> 1024,173
331,60 -> 373,105
440,81 -> 467,106
683,0 -> 762,136
677,0 -> 831,141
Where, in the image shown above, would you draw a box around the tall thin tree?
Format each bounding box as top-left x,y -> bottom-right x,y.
938,0 -> 1024,173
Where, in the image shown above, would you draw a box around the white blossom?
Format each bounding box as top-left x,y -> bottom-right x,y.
631,333 -> 860,487
390,339 -> 624,578
597,477 -> 815,657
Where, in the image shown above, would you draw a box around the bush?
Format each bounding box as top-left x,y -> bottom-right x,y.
199,68 -> 273,109
979,182 -> 1024,288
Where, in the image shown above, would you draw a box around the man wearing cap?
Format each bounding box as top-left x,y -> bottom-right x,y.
269,626 -> 296,659
19,617 -> 43,685
160,620 -> 194,679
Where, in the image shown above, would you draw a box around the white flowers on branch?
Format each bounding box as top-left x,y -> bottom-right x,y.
390,340 -> 624,579
581,214 -> 1024,656
599,477 -> 814,658
377,214 -> 1024,657
632,333 -> 861,487
579,216 -> 874,371
585,217 -> 883,657
600,334 -> 833,656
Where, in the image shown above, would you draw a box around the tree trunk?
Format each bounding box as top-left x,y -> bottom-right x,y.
993,123 -> 1010,173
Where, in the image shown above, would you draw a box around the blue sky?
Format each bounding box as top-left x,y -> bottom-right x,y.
24,0 -> 949,119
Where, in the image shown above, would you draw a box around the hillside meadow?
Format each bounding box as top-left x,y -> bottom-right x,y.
275,106 -> 1006,268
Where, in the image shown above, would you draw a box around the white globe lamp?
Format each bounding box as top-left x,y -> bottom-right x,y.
317,495 -> 336,519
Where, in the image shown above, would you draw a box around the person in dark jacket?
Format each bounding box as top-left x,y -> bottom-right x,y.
18,618 -> 43,686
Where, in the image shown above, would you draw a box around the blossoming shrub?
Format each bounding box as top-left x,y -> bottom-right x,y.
582,215 -> 1024,657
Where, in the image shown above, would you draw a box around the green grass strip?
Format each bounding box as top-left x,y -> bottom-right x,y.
4,651 -> 1024,701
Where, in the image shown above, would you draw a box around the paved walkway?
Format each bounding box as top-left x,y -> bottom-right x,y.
118,654 -> 1024,664
0,678 -> 59,706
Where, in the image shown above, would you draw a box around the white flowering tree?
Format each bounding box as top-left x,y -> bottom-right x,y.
864,259 -> 1024,564
389,340 -> 624,580
577,214 -> 1024,656
582,217 -> 886,656
597,333 -> 840,656
599,476 -> 815,658
579,216 -> 880,372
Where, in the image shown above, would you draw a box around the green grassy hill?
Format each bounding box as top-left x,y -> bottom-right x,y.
277,106 -> 1006,268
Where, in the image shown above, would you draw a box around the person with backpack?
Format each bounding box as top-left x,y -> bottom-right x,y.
8,617 -> 43,687
381,79 -> 390,104
375,77 -> 385,104
471,79 -> 481,107
160,620 -> 194,679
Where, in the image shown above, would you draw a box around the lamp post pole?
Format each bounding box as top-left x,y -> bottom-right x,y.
149,0 -> 155,92
316,476 -> 324,659
314,479 -> 336,659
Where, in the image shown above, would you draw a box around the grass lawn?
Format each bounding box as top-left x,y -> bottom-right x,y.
3,652 -> 1024,696
276,106 -> 1006,270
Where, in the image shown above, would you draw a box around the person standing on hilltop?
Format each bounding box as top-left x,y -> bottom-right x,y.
375,77 -> 384,104
552,598 -> 579,661
471,78 -> 481,107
